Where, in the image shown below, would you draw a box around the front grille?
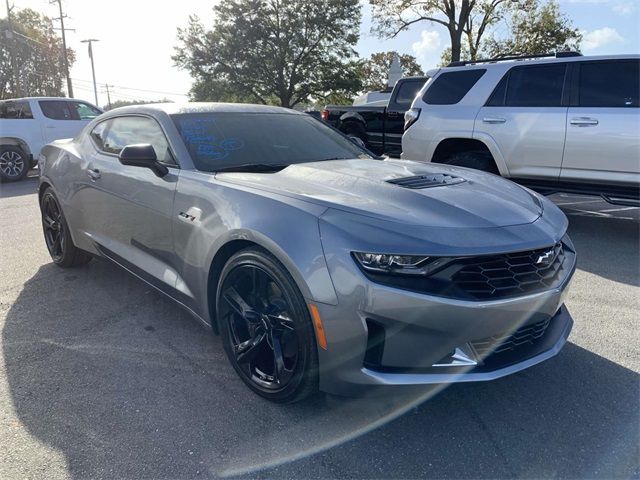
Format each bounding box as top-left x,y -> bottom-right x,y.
387,173 -> 466,189
451,242 -> 565,300
471,317 -> 551,357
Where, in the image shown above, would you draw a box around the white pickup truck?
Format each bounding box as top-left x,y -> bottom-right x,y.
0,97 -> 102,182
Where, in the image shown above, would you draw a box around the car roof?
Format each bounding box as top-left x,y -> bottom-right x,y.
442,53 -> 639,72
106,102 -> 299,116
0,97 -> 92,102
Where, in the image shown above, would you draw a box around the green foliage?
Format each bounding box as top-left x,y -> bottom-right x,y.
0,8 -> 75,99
370,0 -> 580,64
104,98 -> 172,111
484,0 -> 582,58
173,0 -> 363,108
360,51 -> 424,91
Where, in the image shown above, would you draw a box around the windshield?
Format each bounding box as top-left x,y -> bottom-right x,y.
171,112 -> 372,171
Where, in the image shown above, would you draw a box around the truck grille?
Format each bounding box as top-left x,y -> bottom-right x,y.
471,317 -> 551,357
451,242 -> 565,300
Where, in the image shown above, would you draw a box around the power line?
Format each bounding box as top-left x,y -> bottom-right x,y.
69,78 -> 187,97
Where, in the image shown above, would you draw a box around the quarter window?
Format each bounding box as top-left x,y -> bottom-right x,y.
504,64 -> 566,107
391,79 -> 426,109
423,69 -> 486,105
39,100 -> 102,120
96,116 -> 175,165
578,60 -> 639,107
0,101 -> 33,119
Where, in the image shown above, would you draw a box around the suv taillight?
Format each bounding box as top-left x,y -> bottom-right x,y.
404,108 -> 421,131
321,109 -> 329,122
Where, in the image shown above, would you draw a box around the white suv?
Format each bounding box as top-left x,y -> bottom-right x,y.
402,53 -> 640,205
0,97 -> 102,182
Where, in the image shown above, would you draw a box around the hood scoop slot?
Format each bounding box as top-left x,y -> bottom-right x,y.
387,173 -> 466,189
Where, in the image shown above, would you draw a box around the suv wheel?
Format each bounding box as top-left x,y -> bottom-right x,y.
0,146 -> 29,182
443,151 -> 499,175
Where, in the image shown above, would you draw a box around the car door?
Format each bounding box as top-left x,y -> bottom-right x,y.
561,59 -> 640,184
385,78 -> 426,156
39,99 -> 102,144
83,115 -> 181,293
474,63 -> 569,179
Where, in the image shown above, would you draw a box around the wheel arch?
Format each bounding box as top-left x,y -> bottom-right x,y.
431,136 -> 509,176
205,230 -> 334,334
0,137 -> 32,157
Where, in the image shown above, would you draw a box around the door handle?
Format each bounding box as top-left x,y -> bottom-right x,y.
570,117 -> 599,126
482,117 -> 506,124
87,168 -> 101,180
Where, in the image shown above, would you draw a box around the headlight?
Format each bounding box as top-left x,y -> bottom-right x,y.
353,252 -> 450,276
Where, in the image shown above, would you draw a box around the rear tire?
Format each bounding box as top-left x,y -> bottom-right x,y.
0,146 -> 29,182
216,247 -> 319,403
40,188 -> 92,268
443,151 -> 499,175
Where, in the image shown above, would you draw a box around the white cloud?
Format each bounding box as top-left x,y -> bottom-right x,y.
582,27 -> 624,50
411,30 -> 442,65
612,2 -> 635,14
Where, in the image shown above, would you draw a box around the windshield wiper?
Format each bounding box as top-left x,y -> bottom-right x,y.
215,163 -> 290,173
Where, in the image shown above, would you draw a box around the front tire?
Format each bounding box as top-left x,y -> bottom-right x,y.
0,146 -> 29,182
216,248 -> 319,403
40,188 -> 92,268
443,150 -> 499,175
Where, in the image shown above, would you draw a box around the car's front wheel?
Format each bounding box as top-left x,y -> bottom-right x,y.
41,188 -> 92,268
216,248 -> 319,403
0,146 -> 29,182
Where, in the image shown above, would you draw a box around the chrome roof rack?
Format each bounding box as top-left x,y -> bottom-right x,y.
447,51 -> 582,67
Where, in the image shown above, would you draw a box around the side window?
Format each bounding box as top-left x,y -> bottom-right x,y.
73,102 -> 103,120
39,100 -> 76,120
90,120 -> 109,150
391,79 -> 426,109
504,64 -> 566,107
0,101 -> 34,119
579,60 -> 639,107
99,116 -> 175,164
423,69 -> 486,105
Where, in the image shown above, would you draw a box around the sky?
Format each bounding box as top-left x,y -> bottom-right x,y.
2,0 -> 639,107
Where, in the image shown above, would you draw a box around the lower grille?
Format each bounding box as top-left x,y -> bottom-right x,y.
451,242 -> 565,300
470,317 -> 551,357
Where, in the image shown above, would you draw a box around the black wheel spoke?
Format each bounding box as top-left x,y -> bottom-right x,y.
271,332 -> 286,384
223,286 -> 259,324
236,330 -> 266,364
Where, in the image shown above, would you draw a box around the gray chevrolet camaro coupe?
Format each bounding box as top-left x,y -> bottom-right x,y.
38,103 -> 576,402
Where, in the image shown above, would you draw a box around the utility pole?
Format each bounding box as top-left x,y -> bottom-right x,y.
104,84 -> 112,110
81,39 -> 99,106
50,0 -> 73,97
4,0 -> 21,96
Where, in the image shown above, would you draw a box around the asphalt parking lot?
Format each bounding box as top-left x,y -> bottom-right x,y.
1,174 -> 638,479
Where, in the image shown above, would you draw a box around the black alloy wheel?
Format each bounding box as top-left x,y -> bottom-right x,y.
40,188 -> 91,268
217,248 -> 318,402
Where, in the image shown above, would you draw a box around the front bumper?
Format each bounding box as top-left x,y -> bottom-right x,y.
315,211 -> 576,396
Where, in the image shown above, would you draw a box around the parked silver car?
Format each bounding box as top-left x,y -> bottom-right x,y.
39,103 -> 576,402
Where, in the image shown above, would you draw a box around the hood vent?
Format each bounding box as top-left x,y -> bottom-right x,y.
387,173 -> 466,189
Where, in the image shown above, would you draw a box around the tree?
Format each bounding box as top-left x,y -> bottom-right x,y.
484,0 -> 582,58
369,0 -> 509,63
173,0 -> 362,108
360,51 -> 424,91
104,99 -> 172,111
0,8 -> 75,99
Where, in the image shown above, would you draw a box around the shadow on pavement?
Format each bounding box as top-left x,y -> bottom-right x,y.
3,260 -> 638,478
563,205 -> 639,287
0,174 -> 38,199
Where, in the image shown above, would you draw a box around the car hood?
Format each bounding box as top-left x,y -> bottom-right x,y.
216,159 -> 543,228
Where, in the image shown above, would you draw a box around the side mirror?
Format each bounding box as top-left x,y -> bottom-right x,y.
118,144 -> 168,177
349,136 -> 367,149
